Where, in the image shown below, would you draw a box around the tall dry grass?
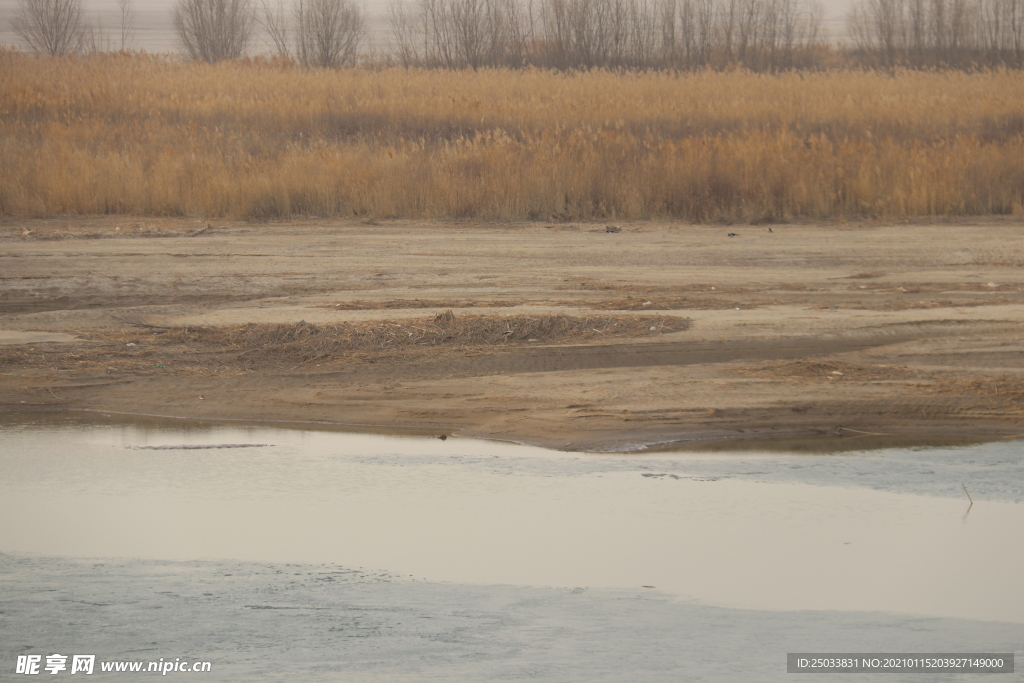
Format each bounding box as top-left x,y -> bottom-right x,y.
2,50 -> 1023,221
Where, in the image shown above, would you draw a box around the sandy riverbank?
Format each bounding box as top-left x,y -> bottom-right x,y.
1,218 -> 1022,451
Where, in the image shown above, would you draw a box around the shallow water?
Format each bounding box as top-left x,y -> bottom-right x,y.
1,413 -> 1022,624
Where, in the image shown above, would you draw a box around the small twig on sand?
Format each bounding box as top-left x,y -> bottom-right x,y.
47,388 -> 63,401
962,483 -> 973,506
962,483 -> 974,522
108,313 -> 174,330
836,426 -> 892,436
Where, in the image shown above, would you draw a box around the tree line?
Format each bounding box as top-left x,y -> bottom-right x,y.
389,0 -> 822,69
9,0 -> 1024,68
849,0 -> 1024,67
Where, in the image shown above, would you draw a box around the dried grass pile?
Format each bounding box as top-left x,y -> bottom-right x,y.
159,312 -> 689,366
586,295 -> 761,311
324,299 -> 519,310
746,359 -> 926,382
929,375 -> 1024,408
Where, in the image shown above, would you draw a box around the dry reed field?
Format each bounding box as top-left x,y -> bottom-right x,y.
2,50 -> 1023,221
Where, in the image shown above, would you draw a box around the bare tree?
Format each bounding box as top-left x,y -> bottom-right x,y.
847,0 -> 907,66
82,14 -> 113,52
173,0 -> 256,62
387,0 -> 422,65
259,0 -> 292,55
978,0 -> 1024,64
543,0 -> 619,67
294,0 -> 364,66
386,0 -> 824,69
454,0 -> 487,67
11,0 -> 87,55
845,0 -> 1017,67
693,0 -> 716,63
628,0 -> 662,66
402,0 -> 526,67
117,0 -> 137,49
500,0 -> 536,64
82,0 -> 135,53
257,0 -> 365,66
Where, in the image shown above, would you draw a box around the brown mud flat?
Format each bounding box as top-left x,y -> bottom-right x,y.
1,218 -> 1023,451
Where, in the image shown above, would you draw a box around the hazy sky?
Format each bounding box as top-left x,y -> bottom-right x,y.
0,0 -> 853,55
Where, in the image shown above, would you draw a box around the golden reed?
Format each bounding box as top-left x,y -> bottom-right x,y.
2,50 -> 1022,222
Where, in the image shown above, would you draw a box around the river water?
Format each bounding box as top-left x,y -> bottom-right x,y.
1,412 -> 1021,680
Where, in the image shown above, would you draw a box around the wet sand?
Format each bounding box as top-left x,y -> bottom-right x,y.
1,218 -> 1023,451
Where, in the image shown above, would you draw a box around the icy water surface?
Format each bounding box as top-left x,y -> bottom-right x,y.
1,413 -> 1022,680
